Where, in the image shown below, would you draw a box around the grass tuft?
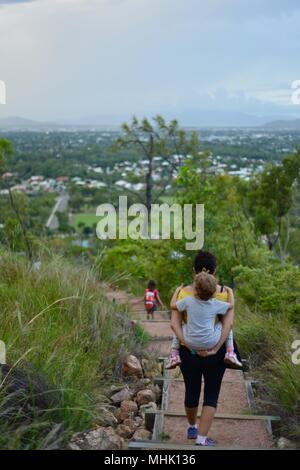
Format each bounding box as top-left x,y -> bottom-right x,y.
0,251 -> 144,449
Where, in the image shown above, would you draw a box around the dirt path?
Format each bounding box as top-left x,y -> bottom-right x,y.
106,285 -> 276,450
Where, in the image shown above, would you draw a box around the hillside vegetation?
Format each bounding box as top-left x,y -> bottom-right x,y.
0,251 -> 143,449
1,126 -> 300,445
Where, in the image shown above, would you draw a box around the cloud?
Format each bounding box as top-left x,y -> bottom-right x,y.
0,0 -> 36,4
0,0 -> 300,123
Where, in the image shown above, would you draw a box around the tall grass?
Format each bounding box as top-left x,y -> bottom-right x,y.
0,251 -> 144,449
235,300 -> 300,439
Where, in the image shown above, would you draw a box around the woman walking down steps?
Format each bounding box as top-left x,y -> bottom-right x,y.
105,256 -> 275,449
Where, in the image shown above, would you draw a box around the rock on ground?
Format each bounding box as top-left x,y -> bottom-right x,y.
277,437 -> 297,449
116,424 -> 135,439
110,386 -> 134,405
132,378 -> 152,393
122,355 -> 143,379
132,428 -> 152,441
139,401 -> 157,423
68,426 -> 124,450
136,389 -> 156,406
98,406 -> 119,427
122,418 -> 141,433
119,400 -> 138,420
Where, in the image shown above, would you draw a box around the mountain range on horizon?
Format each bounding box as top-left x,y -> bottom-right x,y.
1,113 -> 300,130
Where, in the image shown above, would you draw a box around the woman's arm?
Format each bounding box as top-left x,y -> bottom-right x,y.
211,287 -> 235,351
212,306 -> 234,353
225,286 -> 234,310
170,285 -> 183,310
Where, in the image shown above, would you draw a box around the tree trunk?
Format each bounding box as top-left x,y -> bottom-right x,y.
279,214 -> 291,263
266,235 -> 273,251
145,135 -> 154,218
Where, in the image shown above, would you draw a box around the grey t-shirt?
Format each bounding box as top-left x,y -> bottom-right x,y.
176,296 -> 230,350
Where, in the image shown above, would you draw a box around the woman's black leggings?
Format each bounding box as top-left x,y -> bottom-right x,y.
179,345 -> 226,408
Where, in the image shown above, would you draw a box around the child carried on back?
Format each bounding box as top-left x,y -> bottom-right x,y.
166,271 -> 242,369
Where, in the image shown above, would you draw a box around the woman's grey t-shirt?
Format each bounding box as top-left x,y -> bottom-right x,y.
176,296 -> 230,350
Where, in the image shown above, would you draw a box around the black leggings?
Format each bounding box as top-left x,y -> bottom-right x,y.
179,345 -> 226,408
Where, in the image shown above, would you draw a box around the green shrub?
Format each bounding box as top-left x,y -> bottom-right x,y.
234,270 -> 300,439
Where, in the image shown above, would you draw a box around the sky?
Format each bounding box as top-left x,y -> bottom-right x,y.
0,0 -> 300,125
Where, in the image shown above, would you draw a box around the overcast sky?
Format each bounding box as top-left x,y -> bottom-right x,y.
0,0 -> 300,125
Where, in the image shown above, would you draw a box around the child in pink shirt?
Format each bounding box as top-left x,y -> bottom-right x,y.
144,280 -> 163,320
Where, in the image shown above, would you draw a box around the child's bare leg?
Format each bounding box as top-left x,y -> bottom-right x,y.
171,334 -> 180,351
216,319 -> 242,368
225,329 -> 234,353
165,334 -> 181,369
218,314 -> 233,352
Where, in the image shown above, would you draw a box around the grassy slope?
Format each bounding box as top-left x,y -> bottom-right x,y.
235,300 -> 300,439
0,251 -> 144,449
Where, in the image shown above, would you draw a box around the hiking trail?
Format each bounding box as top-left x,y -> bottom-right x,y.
106,286 -> 278,450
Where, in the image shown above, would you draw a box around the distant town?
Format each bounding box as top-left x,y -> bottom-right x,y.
0,127 -> 299,237
1,128 -> 299,198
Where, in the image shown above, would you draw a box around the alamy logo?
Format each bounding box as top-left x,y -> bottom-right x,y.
0,340 -> 6,364
291,340 -> 300,365
291,80 -> 300,105
0,80 -> 6,105
96,196 -> 204,250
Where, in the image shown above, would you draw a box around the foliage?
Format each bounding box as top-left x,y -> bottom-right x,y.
115,115 -> 203,211
241,150 -> 300,260
234,297 -> 300,437
233,262 -> 300,327
0,252 -> 143,449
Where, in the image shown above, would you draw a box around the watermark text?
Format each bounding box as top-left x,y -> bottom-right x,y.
0,80 -> 6,105
291,339 -> 300,365
96,196 -> 204,250
291,80 -> 300,105
0,340 -> 6,364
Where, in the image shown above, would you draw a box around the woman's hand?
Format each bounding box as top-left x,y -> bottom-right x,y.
223,286 -> 234,310
174,284 -> 184,296
197,348 -> 217,358
224,286 -> 232,293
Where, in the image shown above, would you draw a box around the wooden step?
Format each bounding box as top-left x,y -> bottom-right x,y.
128,440 -> 276,450
132,310 -> 171,314
153,376 -> 249,385
145,410 -> 280,421
139,320 -> 171,323
150,336 -> 173,341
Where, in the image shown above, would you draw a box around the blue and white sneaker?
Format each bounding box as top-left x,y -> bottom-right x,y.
187,426 -> 198,439
195,437 -> 217,446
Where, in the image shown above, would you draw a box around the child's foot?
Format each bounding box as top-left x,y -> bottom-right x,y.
224,351 -> 243,369
165,351 -> 181,370
186,426 -> 198,439
195,437 -> 216,447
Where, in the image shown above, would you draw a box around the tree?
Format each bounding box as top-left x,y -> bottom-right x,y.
175,158 -> 259,284
0,138 -> 33,260
243,150 -> 300,261
115,115 -> 205,215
